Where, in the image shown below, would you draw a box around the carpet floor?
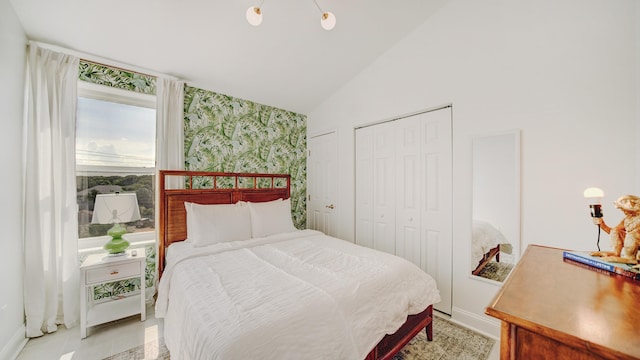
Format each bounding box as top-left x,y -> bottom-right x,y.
104,316 -> 494,360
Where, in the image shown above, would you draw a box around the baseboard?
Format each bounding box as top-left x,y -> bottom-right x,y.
0,324 -> 27,360
450,306 -> 500,339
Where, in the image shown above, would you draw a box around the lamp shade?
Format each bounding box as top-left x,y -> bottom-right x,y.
246,6 -> 263,26
91,193 -> 141,224
583,187 -> 604,201
321,11 -> 336,30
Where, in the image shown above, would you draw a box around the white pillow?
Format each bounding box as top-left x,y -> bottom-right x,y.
247,198 -> 297,238
184,202 -> 251,247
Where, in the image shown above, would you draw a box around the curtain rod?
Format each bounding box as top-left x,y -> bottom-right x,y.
28,40 -> 179,81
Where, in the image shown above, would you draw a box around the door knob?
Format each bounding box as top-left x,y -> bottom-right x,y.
325,204 -> 335,209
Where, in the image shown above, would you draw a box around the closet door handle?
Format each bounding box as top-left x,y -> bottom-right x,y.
325,204 -> 335,209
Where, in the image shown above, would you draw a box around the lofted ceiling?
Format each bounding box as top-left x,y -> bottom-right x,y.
10,0 -> 448,114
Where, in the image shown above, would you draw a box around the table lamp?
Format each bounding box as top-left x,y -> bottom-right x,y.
91,193 -> 141,256
584,187 -> 604,218
583,187 -> 604,250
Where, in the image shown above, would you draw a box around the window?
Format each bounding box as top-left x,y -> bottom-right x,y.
76,81 -> 156,248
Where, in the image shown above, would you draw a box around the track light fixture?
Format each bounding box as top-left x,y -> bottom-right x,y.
246,0 -> 336,31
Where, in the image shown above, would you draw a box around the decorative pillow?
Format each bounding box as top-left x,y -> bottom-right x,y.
247,198 -> 297,238
184,202 -> 251,247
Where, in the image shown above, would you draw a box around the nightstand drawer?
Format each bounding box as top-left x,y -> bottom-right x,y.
85,262 -> 140,284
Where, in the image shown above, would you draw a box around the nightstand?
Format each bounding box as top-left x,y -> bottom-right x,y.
80,248 -> 146,338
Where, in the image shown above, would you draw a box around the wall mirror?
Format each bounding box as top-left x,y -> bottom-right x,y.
471,130 -> 520,282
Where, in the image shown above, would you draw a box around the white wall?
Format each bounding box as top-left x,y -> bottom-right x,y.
307,0 -> 638,337
0,0 -> 27,358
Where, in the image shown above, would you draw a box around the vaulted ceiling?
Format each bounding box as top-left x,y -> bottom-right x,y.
10,0 -> 448,113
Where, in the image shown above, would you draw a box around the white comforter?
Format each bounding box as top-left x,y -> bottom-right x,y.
156,230 -> 440,360
471,220 -> 508,266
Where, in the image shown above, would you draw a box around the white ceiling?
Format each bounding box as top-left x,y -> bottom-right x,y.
10,0 -> 448,114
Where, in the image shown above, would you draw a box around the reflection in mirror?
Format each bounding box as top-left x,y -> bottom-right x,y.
471,131 -> 520,282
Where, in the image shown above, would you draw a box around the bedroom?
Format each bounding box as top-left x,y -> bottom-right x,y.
1,0 -> 639,359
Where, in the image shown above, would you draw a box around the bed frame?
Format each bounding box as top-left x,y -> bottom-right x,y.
472,245 -> 501,276
157,170 -> 433,360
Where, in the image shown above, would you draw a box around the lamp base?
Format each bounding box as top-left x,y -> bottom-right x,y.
107,251 -> 127,257
104,223 -> 130,255
104,238 -> 130,255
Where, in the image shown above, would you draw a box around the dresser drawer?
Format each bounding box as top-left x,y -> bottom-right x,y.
85,261 -> 140,284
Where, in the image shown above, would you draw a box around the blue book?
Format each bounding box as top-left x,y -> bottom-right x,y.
563,251 -> 640,281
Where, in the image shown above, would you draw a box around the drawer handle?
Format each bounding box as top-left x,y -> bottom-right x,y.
110,271 -> 119,275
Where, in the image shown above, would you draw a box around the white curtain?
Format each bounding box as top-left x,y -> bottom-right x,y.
155,77 -> 185,175
154,77 -> 185,288
23,44 -> 80,337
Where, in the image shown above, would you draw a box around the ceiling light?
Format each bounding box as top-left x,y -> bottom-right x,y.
245,0 -> 336,31
320,11 -> 336,31
246,6 -> 263,26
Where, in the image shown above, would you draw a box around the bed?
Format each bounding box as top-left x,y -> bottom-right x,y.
471,219 -> 509,276
155,170 -> 441,360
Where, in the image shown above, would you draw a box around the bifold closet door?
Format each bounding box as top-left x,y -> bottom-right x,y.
355,128 -> 374,249
395,115 -> 422,268
355,122 -> 397,254
355,107 -> 452,315
418,109 -> 452,315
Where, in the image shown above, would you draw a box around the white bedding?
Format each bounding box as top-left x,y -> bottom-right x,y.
471,219 -> 508,266
156,229 -> 440,360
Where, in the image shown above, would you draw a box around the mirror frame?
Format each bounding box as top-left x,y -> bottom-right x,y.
470,129 -> 521,284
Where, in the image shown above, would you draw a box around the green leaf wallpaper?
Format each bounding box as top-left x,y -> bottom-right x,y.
184,87 -> 307,228
78,61 -> 307,300
79,61 -> 156,95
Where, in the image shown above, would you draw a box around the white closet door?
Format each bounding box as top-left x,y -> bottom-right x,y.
395,116 -> 422,268
372,121 -> 396,254
419,109 -> 452,315
354,107 -> 452,315
355,127 -> 374,248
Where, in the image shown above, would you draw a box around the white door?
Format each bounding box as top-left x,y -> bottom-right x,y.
372,121 -> 397,254
307,132 -> 338,236
355,127 -> 374,248
354,107 -> 453,315
419,109 -> 452,315
395,116 -> 422,268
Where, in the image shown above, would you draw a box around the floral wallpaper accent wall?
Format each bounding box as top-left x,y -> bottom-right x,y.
77,61 -> 307,300
183,87 -> 307,228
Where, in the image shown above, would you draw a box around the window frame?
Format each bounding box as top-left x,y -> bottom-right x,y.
76,81 -> 157,251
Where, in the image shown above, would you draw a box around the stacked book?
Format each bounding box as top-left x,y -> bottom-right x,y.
562,251 -> 640,281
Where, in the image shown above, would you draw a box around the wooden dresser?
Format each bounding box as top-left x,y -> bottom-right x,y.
486,245 -> 640,360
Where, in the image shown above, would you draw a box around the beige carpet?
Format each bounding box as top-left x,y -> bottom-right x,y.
104,316 -> 494,360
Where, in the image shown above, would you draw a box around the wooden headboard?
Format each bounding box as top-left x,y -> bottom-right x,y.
158,170 -> 291,277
